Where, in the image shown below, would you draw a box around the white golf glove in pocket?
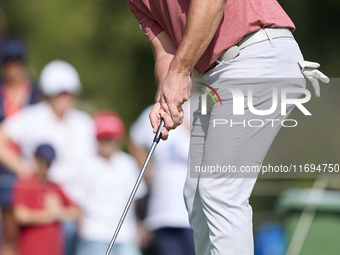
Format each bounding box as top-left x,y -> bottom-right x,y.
298,60 -> 330,97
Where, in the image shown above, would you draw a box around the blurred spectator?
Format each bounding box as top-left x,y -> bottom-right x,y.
0,38 -> 40,255
0,60 -> 95,255
129,103 -> 195,255
12,143 -> 80,255
76,111 -> 147,255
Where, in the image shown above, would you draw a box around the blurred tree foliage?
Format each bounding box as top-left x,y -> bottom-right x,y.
2,0 -> 156,127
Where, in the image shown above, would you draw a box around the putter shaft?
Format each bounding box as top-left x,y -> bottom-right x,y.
105,119 -> 164,255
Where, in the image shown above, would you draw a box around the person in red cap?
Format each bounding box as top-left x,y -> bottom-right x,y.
76,111 -> 147,255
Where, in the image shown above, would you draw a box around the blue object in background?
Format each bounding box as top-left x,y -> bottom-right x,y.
255,222 -> 287,255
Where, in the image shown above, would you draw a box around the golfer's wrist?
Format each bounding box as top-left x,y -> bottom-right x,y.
169,56 -> 192,76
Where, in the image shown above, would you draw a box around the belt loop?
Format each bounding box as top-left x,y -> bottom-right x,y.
264,28 -> 274,46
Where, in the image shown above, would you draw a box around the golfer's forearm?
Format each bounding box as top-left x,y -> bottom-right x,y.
170,0 -> 226,74
151,31 -> 177,100
154,54 -> 174,100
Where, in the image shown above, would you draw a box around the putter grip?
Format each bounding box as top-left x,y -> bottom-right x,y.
153,119 -> 165,143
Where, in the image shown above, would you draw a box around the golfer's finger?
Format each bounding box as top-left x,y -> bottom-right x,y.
160,110 -> 174,130
161,127 -> 169,140
168,104 -> 183,128
176,110 -> 184,128
160,98 -> 171,116
149,105 -> 161,133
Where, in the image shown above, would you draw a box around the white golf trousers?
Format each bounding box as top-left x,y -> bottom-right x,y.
184,30 -> 306,255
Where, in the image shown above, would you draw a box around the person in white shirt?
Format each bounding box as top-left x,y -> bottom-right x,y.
0,60 -> 95,255
76,110 -> 147,255
129,103 -> 195,255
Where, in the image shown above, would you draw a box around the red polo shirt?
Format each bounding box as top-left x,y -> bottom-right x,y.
13,176 -> 73,255
127,0 -> 295,74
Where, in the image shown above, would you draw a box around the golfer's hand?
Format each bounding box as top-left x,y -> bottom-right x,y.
149,102 -> 170,140
298,61 -> 330,97
159,71 -> 190,130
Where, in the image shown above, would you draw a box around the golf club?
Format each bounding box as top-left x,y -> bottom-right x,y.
105,118 -> 165,255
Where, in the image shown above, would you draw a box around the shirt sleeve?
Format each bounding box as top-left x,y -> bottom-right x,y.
126,0 -> 164,42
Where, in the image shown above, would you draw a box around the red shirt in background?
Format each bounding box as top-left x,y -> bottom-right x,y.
127,0 -> 295,74
12,176 -> 73,255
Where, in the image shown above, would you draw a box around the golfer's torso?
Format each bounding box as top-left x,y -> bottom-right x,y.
127,0 -> 295,73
